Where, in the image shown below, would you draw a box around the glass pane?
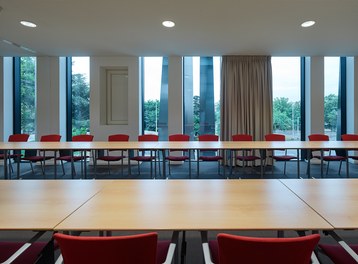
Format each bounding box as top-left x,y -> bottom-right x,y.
272,57 -> 301,141
142,57 -> 168,140
20,57 -> 36,141
324,57 -> 339,141
72,57 -> 90,136
183,56 -> 221,140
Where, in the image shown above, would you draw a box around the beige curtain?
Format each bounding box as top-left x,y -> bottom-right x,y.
220,56 -> 273,142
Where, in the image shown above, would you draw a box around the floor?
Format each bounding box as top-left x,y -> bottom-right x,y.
1,157 -> 357,263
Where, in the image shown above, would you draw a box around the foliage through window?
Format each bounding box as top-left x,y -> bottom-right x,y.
71,57 -> 90,136
272,57 -> 301,141
20,57 -> 36,141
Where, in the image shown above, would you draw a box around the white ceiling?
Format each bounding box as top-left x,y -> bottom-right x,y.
0,0 -> 358,57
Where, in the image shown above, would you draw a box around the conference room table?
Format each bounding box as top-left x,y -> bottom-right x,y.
2,179 -> 358,262
1,140 -> 358,179
281,178 -> 358,262
0,179 -> 108,263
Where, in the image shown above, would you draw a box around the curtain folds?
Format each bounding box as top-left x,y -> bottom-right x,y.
220,56 -> 273,142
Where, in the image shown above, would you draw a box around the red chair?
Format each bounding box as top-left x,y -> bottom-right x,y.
264,133 -> 297,176
54,232 -> 178,264
56,134 -> 94,178
130,134 -> 159,179
0,134 -> 30,179
204,233 -> 320,264
96,134 -> 129,176
165,134 -> 191,178
319,243 -> 358,264
342,134 -> 358,176
21,134 -> 61,176
0,241 -> 49,264
197,134 -> 224,178
307,134 -> 346,177
231,134 -> 261,177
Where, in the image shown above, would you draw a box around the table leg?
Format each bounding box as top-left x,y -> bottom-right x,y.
4,149 -> 8,180
162,149 -> 166,179
297,149 -> 300,178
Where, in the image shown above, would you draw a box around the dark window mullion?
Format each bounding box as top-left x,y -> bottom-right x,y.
66,57 -> 73,141
13,57 -> 21,134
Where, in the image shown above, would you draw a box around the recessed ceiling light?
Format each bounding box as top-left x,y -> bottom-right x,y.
301,20 -> 315,28
162,20 -> 175,28
20,20 -> 37,28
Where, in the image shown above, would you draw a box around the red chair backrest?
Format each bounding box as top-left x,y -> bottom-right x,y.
138,134 -> 159,142
169,134 -> 190,141
54,233 -> 158,264
40,134 -> 61,142
108,134 -> 129,142
8,134 -> 30,142
198,134 -> 219,142
265,133 -> 285,141
217,233 -> 320,264
342,134 -> 358,141
308,134 -> 329,141
232,134 -> 253,141
72,135 -> 94,142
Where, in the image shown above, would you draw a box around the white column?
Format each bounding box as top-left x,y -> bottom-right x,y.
346,57 -> 358,134
0,57 -> 14,141
305,56 -> 325,138
167,56 -> 183,136
36,56 -> 64,140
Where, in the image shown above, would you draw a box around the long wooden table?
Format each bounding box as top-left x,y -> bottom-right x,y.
54,179 -> 332,231
280,178 -> 358,261
2,179 -> 358,262
1,140 -> 358,179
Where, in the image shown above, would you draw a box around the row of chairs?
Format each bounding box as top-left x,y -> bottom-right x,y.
3,231 -> 356,263
2,132 -> 358,178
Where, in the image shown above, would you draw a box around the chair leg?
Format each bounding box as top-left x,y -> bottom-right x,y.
284,161 -> 287,175
40,161 -> 45,175
107,161 -> 110,175
60,160 -> 65,175
326,161 -> 330,175
30,162 -> 35,175
338,160 -> 342,175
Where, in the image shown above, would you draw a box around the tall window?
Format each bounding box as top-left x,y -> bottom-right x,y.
183,56 -> 221,140
142,57 -> 168,140
272,57 -> 301,141
71,57 -> 90,136
324,57 -> 340,140
20,57 -> 37,141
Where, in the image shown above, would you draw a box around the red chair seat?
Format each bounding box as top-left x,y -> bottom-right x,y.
156,240 -> 171,264
166,155 -> 189,161
207,233 -> 320,264
199,155 -> 223,162
21,156 -> 54,162
131,156 -> 156,161
236,155 -> 260,161
56,156 -> 86,162
54,232 -> 174,264
348,155 -> 358,160
208,240 -> 220,263
0,241 -> 47,264
319,244 -> 358,264
97,155 -> 125,162
312,155 -> 346,161
272,155 -> 296,161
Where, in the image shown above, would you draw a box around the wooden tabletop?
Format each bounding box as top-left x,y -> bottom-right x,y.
54,179 -> 332,232
0,180 -> 108,230
281,179 -> 358,229
1,140 -> 358,151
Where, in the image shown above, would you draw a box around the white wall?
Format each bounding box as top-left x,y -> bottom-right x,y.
347,57 -> 358,134
305,56 -> 325,138
37,56 -> 65,140
90,57 -> 140,141
0,57 -> 14,141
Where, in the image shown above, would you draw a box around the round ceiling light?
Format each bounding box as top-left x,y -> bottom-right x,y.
301,20 -> 315,28
162,20 -> 175,28
20,20 -> 37,28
